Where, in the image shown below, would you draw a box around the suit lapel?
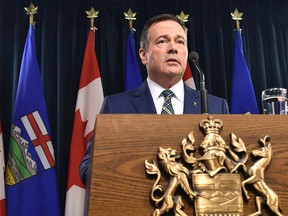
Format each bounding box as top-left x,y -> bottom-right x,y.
131,81 -> 157,113
183,84 -> 202,114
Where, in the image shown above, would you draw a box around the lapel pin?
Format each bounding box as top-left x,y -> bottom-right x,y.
193,101 -> 197,106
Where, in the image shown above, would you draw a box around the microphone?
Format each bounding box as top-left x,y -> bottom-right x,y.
188,51 -> 208,114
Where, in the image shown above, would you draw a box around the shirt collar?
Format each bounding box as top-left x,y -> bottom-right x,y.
147,77 -> 184,103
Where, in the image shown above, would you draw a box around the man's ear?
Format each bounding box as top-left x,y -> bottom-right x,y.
139,48 -> 147,65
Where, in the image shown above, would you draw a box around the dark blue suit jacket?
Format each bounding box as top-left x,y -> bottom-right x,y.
79,81 -> 229,184
100,81 -> 229,114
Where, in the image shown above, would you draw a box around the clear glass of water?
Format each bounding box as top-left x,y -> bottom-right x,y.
262,88 -> 287,114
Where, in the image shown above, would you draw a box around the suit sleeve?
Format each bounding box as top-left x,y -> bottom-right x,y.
222,99 -> 230,114
79,96 -> 112,185
100,97 -> 112,113
79,136 -> 93,185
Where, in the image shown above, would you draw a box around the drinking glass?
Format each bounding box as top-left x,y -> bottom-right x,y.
262,88 -> 287,114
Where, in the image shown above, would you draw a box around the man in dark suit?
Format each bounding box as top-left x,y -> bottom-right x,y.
79,13 -> 229,185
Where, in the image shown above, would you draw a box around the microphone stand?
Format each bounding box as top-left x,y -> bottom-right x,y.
193,59 -> 208,114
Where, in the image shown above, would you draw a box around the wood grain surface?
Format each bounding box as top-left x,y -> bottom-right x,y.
86,114 -> 288,216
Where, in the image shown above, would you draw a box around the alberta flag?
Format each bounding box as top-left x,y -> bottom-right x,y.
5,24 -> 61,216
230,30 -> 259,114
65,27 -> 104,216
125,29 -> 142,91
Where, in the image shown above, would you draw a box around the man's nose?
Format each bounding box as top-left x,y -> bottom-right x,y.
167,42 -> 178,54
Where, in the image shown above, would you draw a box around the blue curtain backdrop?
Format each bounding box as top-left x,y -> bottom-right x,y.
0,0 -> 287,214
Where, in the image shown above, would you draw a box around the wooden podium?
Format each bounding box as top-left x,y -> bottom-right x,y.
85,114 -> 288,216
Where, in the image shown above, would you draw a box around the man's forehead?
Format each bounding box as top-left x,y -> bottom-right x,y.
149,21 -> 187,38
150,20 -> 184,31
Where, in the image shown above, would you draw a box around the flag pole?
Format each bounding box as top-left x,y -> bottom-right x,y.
124,8 -> 136,31
231,8 -> 243,31
86,7 -> 99,30
176,10 -> 189,23
24,2 -> 38,25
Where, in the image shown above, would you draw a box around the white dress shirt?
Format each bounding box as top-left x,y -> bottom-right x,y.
147,77 -> 184,114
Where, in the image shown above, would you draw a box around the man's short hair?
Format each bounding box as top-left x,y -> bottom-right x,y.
140,14 -> 187,50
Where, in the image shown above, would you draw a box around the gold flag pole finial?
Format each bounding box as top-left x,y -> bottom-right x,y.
176,10 -> 190,24
231,8 -> 243,30
86,7 -> 99,29
24,3 -> 38,25
124,8 -> 137,31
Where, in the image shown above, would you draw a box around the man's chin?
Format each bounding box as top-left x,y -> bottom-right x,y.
165,70 -> 183,77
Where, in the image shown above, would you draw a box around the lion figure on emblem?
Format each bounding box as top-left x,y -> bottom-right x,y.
145,147 -> 197,216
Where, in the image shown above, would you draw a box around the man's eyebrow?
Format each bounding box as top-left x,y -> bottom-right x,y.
155,34 -> 185,40
176,34 -> 186,39
156,34 -> 169,39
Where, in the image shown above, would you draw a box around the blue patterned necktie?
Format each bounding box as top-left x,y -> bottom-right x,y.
161,90 -> 175,114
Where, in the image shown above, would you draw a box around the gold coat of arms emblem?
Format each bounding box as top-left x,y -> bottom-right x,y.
145,116 -> 282,216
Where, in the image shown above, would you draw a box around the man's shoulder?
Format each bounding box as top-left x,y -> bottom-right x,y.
105,82 -> 149,101
207,93 -> 226,101
105,89 -> 136,101
185,85 -> 226,102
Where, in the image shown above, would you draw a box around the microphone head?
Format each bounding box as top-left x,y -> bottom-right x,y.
189,51 -> 199,62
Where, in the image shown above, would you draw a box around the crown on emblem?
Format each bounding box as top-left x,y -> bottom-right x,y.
200,116 -> 223,134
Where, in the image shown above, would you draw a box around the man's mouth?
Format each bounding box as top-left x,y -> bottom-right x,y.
166,58 -> 179,64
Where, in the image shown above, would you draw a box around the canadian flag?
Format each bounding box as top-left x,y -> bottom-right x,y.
0,117 -> 6,216
183,62 -> 196,90
65,28 -> 104,216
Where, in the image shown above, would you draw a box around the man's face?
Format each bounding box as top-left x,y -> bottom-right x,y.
139,20 -> 188,85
